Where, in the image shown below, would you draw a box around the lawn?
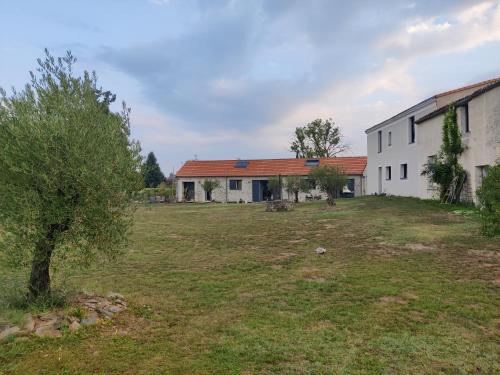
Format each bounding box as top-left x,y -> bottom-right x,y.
0,196 -> 499,374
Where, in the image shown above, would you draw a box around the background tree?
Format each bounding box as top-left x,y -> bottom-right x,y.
422,106 -> 465,203
0,50 -> 142,300
290,118 -> 348,158
201,179 -> 220,201
308,166 -> 348,206
283,176 -> 311,203
143,152 -> 165,188
476,164 -> 499,237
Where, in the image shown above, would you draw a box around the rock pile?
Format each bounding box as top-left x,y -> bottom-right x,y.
0,292 -> 126,341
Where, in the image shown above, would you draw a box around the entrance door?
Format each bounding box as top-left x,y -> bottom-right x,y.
252,180 -> 260,202
183,181 -> 195,201
378,167 -> 382,194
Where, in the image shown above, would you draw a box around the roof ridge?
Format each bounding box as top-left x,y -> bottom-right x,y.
185,156 -> 367,162
435,76 -> 500,98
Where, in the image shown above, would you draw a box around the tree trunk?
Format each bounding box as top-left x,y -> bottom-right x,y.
294,191 -> 299,203
28,228 -> 56,300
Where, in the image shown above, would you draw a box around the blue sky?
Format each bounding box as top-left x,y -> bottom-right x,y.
1,0 -> 500,174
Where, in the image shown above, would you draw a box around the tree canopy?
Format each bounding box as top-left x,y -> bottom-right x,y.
0,50 -> 142,299
143,152 -> 165,188
290,118 -> 348,158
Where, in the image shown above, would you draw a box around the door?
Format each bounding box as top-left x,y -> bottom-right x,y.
252,180 -> 260,202
378,167 -> 382,194
183,182 -> 195,201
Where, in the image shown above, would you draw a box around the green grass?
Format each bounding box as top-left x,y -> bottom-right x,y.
1,196 -> 499,374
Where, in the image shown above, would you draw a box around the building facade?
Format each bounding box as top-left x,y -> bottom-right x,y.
175,157 -> 367,203
365,77 -> 500,202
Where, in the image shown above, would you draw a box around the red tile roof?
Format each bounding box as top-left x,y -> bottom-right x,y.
176,157 -> 367,177
435,76 -> 500,98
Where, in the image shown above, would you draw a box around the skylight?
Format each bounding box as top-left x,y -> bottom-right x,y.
234,160 -> 249,168
304,159 -> 320,167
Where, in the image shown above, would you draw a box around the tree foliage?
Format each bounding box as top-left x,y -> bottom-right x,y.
476,164 -> 500,237
143,152 -> 165,188
266,176 -> 282,200
283,176 -> 311,203
201,179 -> 220,200
0,50 -> 142,299
421,106 -> 465,203
290,118 -> 348,158
308,166 -> 348,206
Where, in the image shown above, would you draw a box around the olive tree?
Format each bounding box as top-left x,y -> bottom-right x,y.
201,179 -> 220,201
0,50 -> 142,299
283,175 -> 310,203
308,166 -> 348,206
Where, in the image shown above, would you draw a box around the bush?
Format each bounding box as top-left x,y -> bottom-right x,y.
476,164 -> 500,237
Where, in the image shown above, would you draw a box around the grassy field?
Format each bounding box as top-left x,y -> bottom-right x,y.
0,196 -> 499,374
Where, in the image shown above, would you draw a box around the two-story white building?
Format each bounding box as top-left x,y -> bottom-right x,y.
365,77 -> 500,202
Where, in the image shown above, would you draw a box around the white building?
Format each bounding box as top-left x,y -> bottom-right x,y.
175,157 -> 367,203
365,77 -> 500,202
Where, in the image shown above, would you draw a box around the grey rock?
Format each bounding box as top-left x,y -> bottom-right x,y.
315,247 -> 326,255
35,325 -> 62,338
81,311 -> 99,326
106,292 -> 124,300
0,326 -> 20,340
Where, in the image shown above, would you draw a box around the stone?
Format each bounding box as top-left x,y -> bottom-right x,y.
0,326 -> 20,341
315,247 -> 326,255
107,305 -> 123,313
106,292 -> 124,300
69,321 -> 81,332
23,313 -> 35,332
35,325 -> 62,338
81,311 -> 99,326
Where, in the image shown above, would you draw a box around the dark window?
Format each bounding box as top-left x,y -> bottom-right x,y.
400,163 -> 408,179
386,166 -> 391,180
308,178 -> 316,190
409,117 -> 415,144
305,159 -> 320,167
229,179 -> 242,190
388,131 -> 392,146
377,130 -> 382,153
234,160 -> 249,168
461,105 -> 470,133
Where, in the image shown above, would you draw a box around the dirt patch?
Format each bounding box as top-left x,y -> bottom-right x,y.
403,243 -> 435,252
271,252 -> 298,261
379,296 -> 408,305
467,249 -> 500,259
287,239 -> 307,244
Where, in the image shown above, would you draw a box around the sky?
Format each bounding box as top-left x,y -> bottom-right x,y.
1,0 -> 500,174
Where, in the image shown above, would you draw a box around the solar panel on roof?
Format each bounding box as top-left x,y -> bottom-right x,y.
234,160 -> 249,168
304,159 -> 320,167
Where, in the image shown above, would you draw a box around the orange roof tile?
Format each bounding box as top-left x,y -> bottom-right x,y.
435,76 -> 500,98
176,157 -> 367,177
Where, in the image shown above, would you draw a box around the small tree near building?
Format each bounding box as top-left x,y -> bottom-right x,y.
422,106 -> 466,203
0,50 -> 142,300
267,176 -> 282,200
201,179 -> 220,201
143,152 -> 165,188
308,166 -> 348,206
476,164 -> 500,237
283,176 -> 311,203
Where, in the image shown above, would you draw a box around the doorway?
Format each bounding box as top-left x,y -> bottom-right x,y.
183,181 -> 195,201
252,180 -> 272,202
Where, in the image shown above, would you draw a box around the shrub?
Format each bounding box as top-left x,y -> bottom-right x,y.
476,164 -> 500,237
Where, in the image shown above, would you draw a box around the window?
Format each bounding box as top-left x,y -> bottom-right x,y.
385,166 -> 391,180
229,179 -> 242,190
305,159 -> 320,167
377,130 -> 382,153
461,105 -> 470,133
388,131 -> 392,147
400,163 -> 408,179
234,160 -> 249,168
408,117 -> 415,144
